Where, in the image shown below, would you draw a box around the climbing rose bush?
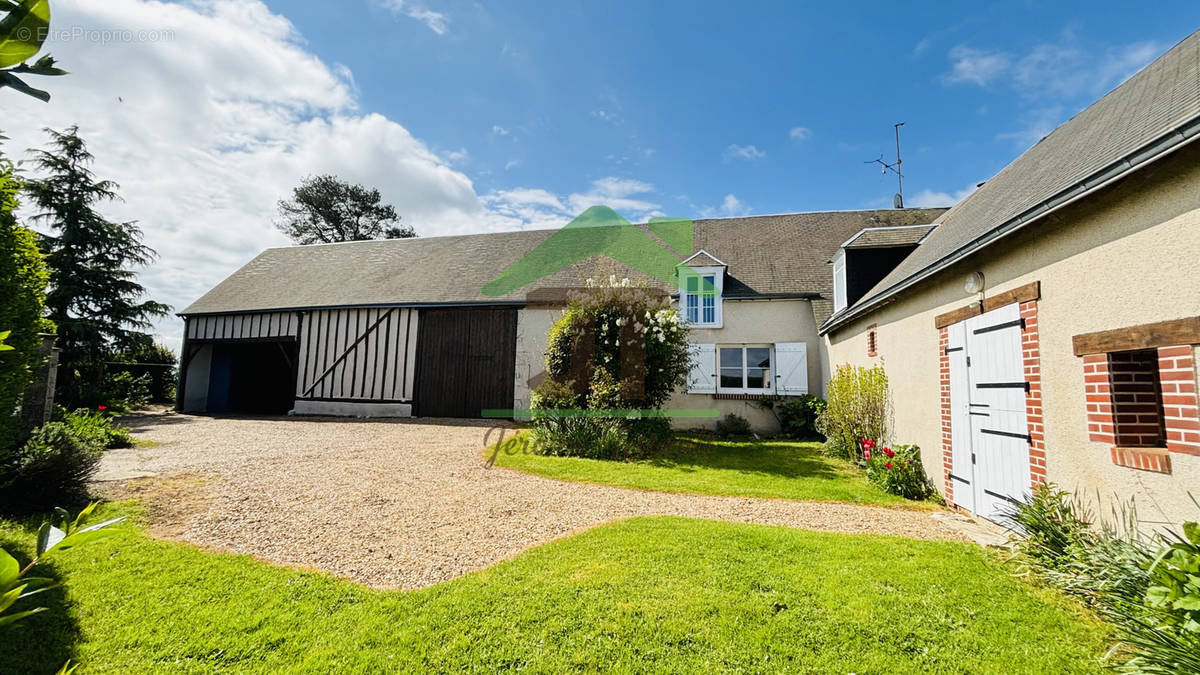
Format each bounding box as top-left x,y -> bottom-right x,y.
862,442 -> 932,500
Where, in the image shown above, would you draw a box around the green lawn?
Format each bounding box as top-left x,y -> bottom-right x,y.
491,434 -> 933,508
1,504 -> 1109,673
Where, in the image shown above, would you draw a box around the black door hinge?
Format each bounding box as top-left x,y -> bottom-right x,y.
971,453 -> 976,464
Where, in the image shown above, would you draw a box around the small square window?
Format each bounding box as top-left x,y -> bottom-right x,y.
717,345 -> 773,394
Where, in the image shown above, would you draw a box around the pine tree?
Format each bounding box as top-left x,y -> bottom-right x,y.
24,126 -> 169,406
276,174 -> 415,244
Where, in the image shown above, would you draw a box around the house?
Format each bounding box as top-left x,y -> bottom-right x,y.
820,31 -> 1200,525
177,207 -> 945,429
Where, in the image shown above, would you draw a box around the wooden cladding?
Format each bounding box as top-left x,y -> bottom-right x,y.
186,312 -> 298,340
1072,316 -> 1200,356
934,281 -> 1040,329
297,307 -> 418,402
415,308 -> 516,418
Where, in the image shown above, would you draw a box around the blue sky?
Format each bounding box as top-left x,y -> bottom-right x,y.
276,1 -> 1197,215
4,1 -> 1196,349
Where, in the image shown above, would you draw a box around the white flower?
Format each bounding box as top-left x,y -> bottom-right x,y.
615,317 -> 624,326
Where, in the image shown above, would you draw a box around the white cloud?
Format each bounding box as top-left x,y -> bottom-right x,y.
492,125 -> 509,136
943,45 -> 1009,86
483,178 -> 663,231
699,194 -> 751,218
943,38 -> 1161,97
376,0 -> 448,35
788,126 -> 811,142
724,144 -> 766,161
2,0 -> 654,352
908,184 -> 978,208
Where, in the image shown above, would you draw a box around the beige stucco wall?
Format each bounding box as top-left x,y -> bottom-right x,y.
516,298 -> 822,432
825,142 -> 1200,525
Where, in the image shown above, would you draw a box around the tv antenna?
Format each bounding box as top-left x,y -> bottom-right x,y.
866,122 -> 905,208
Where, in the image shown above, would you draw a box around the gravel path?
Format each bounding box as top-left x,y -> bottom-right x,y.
97,414 -> 963,589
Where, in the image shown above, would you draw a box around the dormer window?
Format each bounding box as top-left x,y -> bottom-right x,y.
678,251 -> 725,328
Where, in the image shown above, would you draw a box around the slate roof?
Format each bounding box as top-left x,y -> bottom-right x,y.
181,207 -> 947,315
843,224 -> 937,249
825,30 -> 1200,331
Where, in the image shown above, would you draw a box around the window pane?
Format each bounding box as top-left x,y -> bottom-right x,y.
719,348 -> 743,368
747,347 -> 771,369
746,368 -> 770,389
702,274 -> 715,292
720,369 -> 743,389
686,276 -> 699,293
686,294 -> 698,322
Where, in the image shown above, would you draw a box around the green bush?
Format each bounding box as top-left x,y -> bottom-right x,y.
0,159 -> 53,450
532,276 -> 691,460
0,421 -> 104,512
1004,482 -> 1094,571
758,395 -> 826,439
862,443 -> 931,500
816,363 -> 891,462
102,370 -> 151,411
1004,486 -> 1200,672
715,413 -> 751,437
55,407 -> 133,449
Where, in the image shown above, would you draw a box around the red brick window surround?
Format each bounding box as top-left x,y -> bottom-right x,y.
1082,343 -> 1199,474
866,324 -> 878,357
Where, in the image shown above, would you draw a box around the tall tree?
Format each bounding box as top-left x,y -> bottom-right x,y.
276,174 -> 415,244
24,126 -> 168,405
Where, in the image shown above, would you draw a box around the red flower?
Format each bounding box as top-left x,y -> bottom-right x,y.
882,447 -> 895,458
863,450 -> 871,460
885,462 -> 893,469
861,439 -> 876,449
97,405 -> 108,411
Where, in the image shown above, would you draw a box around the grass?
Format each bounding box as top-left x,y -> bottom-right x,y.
0,503 -> 1109,673
490,434 -> 934,508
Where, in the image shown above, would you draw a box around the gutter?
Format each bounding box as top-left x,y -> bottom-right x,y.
820,113 -> 1200,336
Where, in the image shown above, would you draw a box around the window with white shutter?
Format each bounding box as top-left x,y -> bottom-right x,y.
687,343 -> 716,393
774,342 -> 809,395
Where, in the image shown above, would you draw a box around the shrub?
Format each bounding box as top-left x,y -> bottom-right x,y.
862,442 -> 931,500
816,363 -> 891,462
1003,482 -> 1094,571
101,370 -> 151,412
1004,486 -> 1200,672
0,159 -> 53,449
0,421 -> 104,512
715,413 -> 751,437
531,276 -> 691,460
775,395 -> 826,439
55,407 -> 133,449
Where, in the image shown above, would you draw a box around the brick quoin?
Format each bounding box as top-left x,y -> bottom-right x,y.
1021,301 -> 1046,488
939,326 -> 954,504
1160,345 -> 1200,457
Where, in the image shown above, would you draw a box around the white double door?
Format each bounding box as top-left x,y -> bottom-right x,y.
947,303 -> 1031,523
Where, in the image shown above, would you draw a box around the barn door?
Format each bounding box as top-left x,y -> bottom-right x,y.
414,308 -> 517,418
948,303 -> 1031,523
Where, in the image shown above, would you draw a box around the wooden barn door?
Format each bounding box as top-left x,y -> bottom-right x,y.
414,308 -> 517,418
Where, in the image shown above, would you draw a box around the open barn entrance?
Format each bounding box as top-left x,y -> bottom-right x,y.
207,341 -> 298,414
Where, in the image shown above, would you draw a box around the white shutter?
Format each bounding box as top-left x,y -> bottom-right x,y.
832,252 -> 847,312
687,343 -> 716,394
774,342 -> 808,395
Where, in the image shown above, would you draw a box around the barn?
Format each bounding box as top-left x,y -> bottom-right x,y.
178,208 -> 945,421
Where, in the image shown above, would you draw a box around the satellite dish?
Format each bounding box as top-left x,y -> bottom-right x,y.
893,193 -> 904,209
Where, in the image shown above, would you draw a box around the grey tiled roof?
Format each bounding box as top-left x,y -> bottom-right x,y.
833,30 -> 1200,327
843,225 -> 937,249
180,207 -> 947,315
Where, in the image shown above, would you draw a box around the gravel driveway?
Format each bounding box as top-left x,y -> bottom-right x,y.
97,413 -> 963,589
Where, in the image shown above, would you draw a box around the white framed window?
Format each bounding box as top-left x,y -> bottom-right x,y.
717,344 -> 773,394
679,266 -> 723,327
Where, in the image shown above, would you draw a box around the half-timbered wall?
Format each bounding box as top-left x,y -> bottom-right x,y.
296,307 -> 418,402
185,312 -> 299,340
